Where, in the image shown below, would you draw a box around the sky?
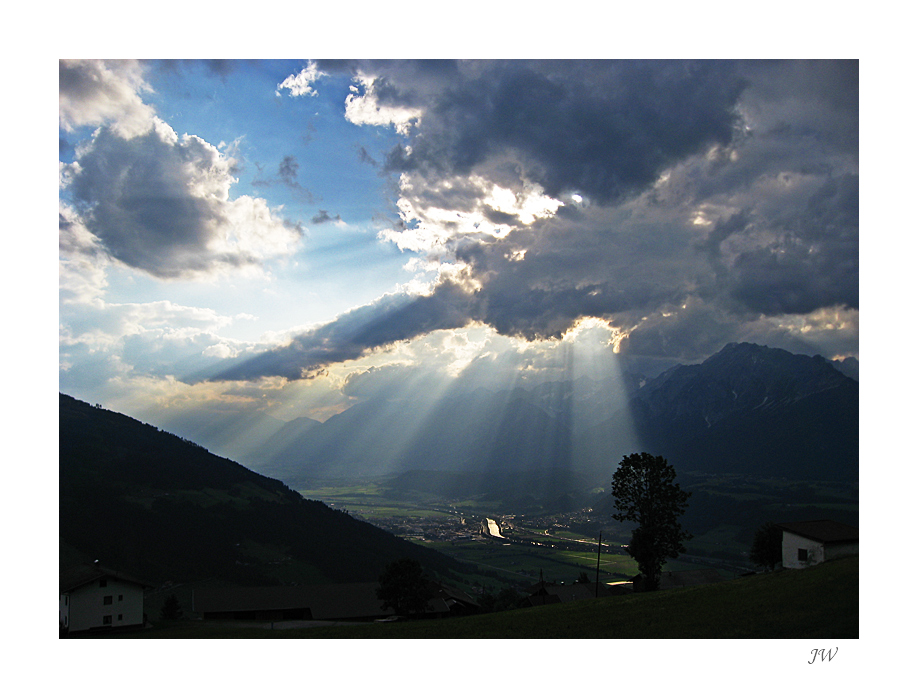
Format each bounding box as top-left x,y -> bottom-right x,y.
58,58 -> 859,432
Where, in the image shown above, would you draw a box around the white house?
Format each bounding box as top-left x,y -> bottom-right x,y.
60,563 -> 150,634
778,520 -> 859,570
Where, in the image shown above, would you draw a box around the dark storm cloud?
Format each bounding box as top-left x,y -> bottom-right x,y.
740,60 -> 858,155
717,173 -> 859,315
617,299 -> 746,362
481,206 -> 520,226
210,282 -> 479,381
381,60 -> 747,205
220,60 -> 858,380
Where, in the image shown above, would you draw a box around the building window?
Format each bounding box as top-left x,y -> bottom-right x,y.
118,595 -> 123,602
103,615 -> 112,625
99,579 -> 107,588
117,614 -> 123,621
103,595 -> 113,605
797,548 -> 808,562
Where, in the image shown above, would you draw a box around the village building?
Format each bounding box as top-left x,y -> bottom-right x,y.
60,563 -> 151,634
778,519 -> 859,569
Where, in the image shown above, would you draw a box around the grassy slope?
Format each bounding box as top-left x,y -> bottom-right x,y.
94,555 -> 857,639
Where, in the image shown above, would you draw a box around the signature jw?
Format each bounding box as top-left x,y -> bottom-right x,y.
809,648 -> 839,664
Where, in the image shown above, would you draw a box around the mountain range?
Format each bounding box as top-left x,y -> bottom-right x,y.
211,342 -> 857,486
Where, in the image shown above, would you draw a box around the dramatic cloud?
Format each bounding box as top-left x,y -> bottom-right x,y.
211,281 -> 478,381
377,60 -> 747,205
219,59 -> 857,379
59,59 -> 858,430
723,173 -> 858,315
62,118 -> 302,278
344,74 -> 423,136
59,59 -> 156,138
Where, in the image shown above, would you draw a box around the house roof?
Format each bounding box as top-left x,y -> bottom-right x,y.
778,519 -> 859,544
429,582 -> 480,609
60,563 -> 153,593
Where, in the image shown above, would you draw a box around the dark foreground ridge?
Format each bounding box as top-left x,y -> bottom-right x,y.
82,555 -> 857,639
59,393 -> 467,587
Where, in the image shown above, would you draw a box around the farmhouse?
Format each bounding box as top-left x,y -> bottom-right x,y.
60,563 -> 151,634
778,519 -> 859,570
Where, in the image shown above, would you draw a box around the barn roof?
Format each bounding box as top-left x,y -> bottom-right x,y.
778,519 -> 859,544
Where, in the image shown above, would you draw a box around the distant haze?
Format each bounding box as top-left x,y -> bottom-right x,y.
151,343 -> 857,489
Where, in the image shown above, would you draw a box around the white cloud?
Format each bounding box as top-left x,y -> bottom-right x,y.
377,173 -> 561,253
344,73 -> 423,136
59,203 -> 109,305
59,59 -> 156,138
276,61 -> 327,97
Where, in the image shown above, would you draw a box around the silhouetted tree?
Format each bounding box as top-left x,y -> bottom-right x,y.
611,453 -> 692,591
477,586 -> 523,613
160,593 -> 182,620
376,558 -> 433,618
496,587 -> 522,610
750,522 -> 783,570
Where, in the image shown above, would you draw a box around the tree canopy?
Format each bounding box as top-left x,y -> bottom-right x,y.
750,522 -> 783,570
376,558 -> 433,618
611,452 -> 692,591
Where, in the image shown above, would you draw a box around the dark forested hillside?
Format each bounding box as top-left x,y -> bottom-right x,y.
59,394 -> 467,586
